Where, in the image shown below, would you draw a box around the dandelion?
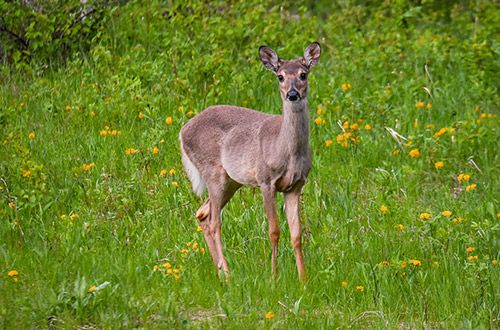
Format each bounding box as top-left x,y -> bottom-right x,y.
410,260 -> 422,266
84,223 -> 89,230
317,107 -> 322,115
8,270 -> 18,277
89,286 -> 96,292
70,214 -> 79,220
152,147 -> 159,154
342,84 -> 348,90
415,102 -> 424,108
169,169 -> 176,175
138,112 -> 144,119
126,148 -> 136,155
314,117 -> 322,125
380,205 -> 388,214
419,213 -> 430,220
391,150 -> 400,155
14,278 -> 18,283
326,140 -> 333,147
433,261 -> 439,267
463,174 -> 470,181
365,124 -> 371,130
9,202 -> 15,209
441,211 -> 452,217
434,161 -> 444,169
197,225 -> 203,232
166,269 -> 172,274
401,262 -> 407,268
163,262 -> 171,268
171,181 -> 179,187
497,212 -> 500,218
396,224 -> 404,231
467,247 -> 475,253
160,169 -> 167,175
493,260 -> 498,265
153,265 -> 159,271
187,111 -> 194,117
100,130 -> 108,136
166,117 -> 173,125
173,269 -> 179,274
467,256 -> 478,261
22,170 -> 31,177
91,111 -> 96,116
266,312 -> 275,319
457,174 -> 464,182
466,184 -> 476,192
160,139 -> 165,144
381,261 -> 389,266
356,286 -> 364,291
426,103 -> 432,109
200,248 -> 205,254
409,149 -> 420,158
65,105 -> 71,110
60,214 -> 67,219
174,274 -> 179,280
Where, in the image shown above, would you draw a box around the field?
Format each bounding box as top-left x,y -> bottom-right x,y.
1,1 -> 500,328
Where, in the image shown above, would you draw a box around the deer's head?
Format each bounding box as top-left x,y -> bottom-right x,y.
259,42 -> 321,105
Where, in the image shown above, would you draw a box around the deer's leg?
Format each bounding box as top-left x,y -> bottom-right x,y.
284,186 -> 307,283
261,185 -> 279,279
206,173 -> 241,278
196,198 -> 221,267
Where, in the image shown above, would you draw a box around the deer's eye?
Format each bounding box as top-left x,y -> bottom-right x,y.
300,73 -> 307,80
277,75 -> 284,82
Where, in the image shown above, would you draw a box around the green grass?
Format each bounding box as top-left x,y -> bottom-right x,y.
1,1 -> 500,328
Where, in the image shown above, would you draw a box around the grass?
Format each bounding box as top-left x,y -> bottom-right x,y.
1,0 -> 500,328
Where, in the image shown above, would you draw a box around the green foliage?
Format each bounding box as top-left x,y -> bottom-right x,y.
1,0 -> 500,328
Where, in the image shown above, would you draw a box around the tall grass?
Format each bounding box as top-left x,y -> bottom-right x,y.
1,1 -> 499,328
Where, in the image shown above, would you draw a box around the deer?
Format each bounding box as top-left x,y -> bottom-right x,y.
179,42 -> 321,283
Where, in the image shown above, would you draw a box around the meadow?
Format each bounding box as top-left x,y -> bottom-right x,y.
1,0 -> 500,328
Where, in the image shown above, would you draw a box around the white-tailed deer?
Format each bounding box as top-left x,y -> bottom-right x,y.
179,42 -> 321,282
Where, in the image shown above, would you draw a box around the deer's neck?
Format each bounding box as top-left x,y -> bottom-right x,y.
277,99 -> 310,155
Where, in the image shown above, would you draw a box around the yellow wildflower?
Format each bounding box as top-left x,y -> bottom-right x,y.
441,211 -> 452,217
493,260 -> 498,265
163,263 -> 171,268
160,169 -> 167,175
314,117 -> 322,125
197,226 -> 203,232
317,107 -> 322,115
91,111 -> 96,116
152,147 -> 159,154
70,214 -> 79,220
364,124 -> 371,130
457,174 -> 464,182
356,286 -> 364,291
171,181 -> 179,187
410,260 -> 422,266
126,148 -> 136,155
60,214 -> 67,219
342,281 -> 347,287
426,103 -> 432,109
187,111 -> 194,117
66,105 -> 71,110
89,286 -> 96,292
169,169 -> 176,175
409,149 -> 420,158
463,174 -> 470,181
434,161 -> 444,169
166,117 -> 173,125
396,224 -> 404,231
326,140 -> 333,147
380,205 -> 388,214
8,270 -> 18,277
153,265 -> 159,271
419,213 -> 430,220
466,247 -> 475,253
467,256 -> 478,261
266,312 -> 275,319
28,132 -> 35,140
138,112 -> 144,119
166,269 -> 172,274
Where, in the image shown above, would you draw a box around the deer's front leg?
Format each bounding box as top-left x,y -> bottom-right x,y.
284,187 -> 307,283
261,185 -> 279,279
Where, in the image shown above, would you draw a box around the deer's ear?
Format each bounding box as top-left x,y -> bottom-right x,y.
259,46 -> 280,73
303,42 -> 321,69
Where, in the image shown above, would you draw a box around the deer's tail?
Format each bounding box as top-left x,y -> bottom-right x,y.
180,136 -> 207,197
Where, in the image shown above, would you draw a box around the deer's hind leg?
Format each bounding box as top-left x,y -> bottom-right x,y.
200,169 -> 241,278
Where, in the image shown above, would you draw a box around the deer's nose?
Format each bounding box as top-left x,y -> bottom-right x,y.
286,90 -> 300,102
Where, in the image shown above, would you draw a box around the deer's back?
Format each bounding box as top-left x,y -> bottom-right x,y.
180,105 -> 279,186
